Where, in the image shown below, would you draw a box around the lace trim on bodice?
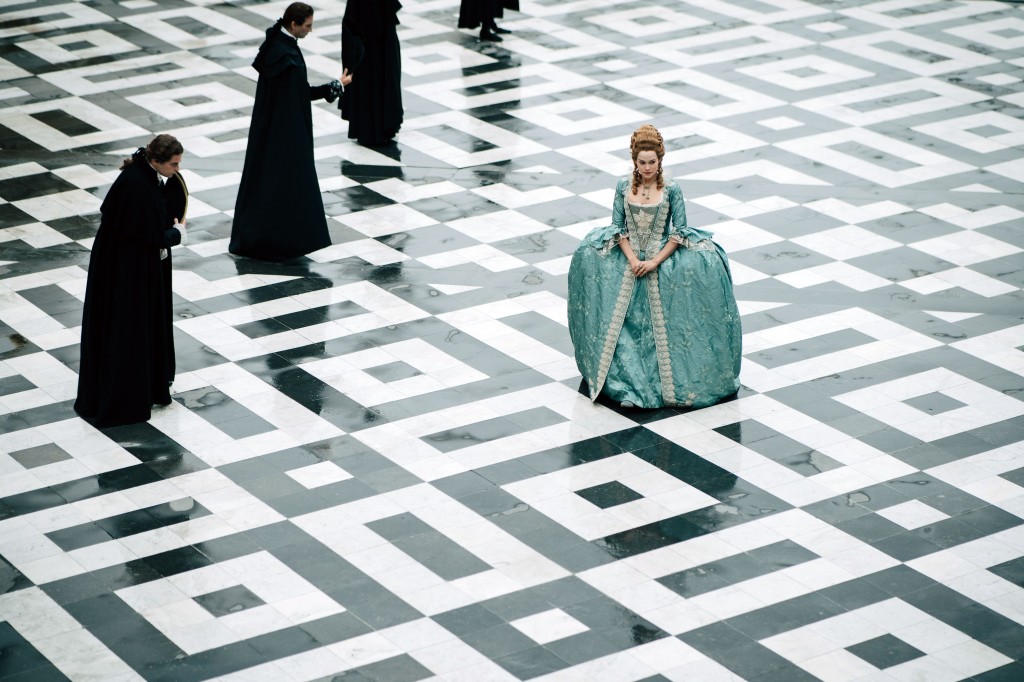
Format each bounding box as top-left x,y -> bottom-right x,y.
624,202 -> 665,256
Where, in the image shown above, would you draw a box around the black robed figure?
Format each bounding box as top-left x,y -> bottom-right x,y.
341,0 -> 403,147
459,0 -> 518,41
231,3 -> 348,260
75,135 -> 187,428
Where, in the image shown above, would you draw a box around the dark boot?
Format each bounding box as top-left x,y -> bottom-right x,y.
480,19 -> 503,41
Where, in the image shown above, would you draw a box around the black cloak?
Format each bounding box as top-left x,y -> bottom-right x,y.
230,22 -> 333,260
159,171 -> 189,379
74,149 -> 183,428
458,0 -> 519,29
341,0 -> 403,146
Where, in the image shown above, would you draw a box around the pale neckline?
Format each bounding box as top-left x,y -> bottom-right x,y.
626,196 -> 664,207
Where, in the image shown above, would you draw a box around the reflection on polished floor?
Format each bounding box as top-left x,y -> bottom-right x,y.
1,0 -> 1023,680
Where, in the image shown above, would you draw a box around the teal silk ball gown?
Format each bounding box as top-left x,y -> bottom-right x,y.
568,177 -> 742,409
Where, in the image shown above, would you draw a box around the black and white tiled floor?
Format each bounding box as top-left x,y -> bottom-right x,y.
1,0 -> 1023,679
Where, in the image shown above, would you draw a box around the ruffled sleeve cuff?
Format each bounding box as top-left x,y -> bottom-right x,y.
583,224 -> 627,255
671,225 -> 715,243
669,227 -> 717,250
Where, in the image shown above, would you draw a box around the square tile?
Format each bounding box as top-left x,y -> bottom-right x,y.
509,608 -> 590,645
285,462 -> 354,489
876,501 -> 951,530
9,443 -> 72,469
903,392 -> 967,416
194,584 -> 266,618
846,633 -> 925,668
575,481 -> 644,510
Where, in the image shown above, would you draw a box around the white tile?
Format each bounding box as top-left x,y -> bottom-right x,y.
976,73 -> 1020,86
909,230 -> 1021,266
285,462 -> 353,489
509,608 -> 589,644
792,225 -> 900,260
807,21 -> 848,33
875,500 -> 950,529
758,116 -> 804,130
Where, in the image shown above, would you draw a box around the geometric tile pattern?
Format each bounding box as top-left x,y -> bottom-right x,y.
116,551 -> 346,655
762,598 -> 1012,680
1,0 -> 1022,680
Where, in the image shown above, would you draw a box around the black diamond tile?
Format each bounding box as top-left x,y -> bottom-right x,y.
575,481 -> 644,509
194,584 -> 266,618
9,443 -> 72,469
847,633 -> 925,669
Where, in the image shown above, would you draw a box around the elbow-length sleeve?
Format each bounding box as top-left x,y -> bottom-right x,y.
667,182 -> 713,243
611,177 -> 627,235
582,177 -> 629,253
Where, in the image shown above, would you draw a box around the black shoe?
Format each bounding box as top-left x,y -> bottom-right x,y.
492,25 -> 511,34
480,29 -> 502,41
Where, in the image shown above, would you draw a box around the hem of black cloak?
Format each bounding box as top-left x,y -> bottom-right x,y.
74,405 -> 153,429
229,247 -> 320,262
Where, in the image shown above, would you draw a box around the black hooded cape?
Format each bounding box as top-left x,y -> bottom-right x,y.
458,0 -> 519,29
340,0 -> 403,146
74,150 -> 183,427
230,22 -> 332,260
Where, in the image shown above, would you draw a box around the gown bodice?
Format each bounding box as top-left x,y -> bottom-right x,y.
625,201 -> 668,255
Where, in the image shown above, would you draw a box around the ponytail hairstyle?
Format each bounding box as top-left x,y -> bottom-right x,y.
629,124 -> 665,195
119,134 -> 183,171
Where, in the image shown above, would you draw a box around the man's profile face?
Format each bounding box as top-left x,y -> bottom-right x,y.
290,15 -> 313,39
151,154 -> 182,179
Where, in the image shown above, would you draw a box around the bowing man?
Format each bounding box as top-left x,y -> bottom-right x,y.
230,2 -> 351,260
75,135 -> 188,427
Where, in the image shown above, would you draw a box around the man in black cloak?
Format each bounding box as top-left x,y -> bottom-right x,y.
340,0 -> 403,147
459,0 -> 518,41
75,135 -> 187,428
230,2 -> 350,260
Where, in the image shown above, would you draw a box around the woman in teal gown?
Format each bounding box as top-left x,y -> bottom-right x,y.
568,124 -> 742,409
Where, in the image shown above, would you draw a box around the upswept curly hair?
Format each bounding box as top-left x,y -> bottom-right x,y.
629,124 -> 665,195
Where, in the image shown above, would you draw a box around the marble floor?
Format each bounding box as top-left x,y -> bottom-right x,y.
1,0 -> 1023,680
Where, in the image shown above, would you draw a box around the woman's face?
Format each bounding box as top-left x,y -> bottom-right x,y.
152,154 -> 182,178
635,150 -> 659,181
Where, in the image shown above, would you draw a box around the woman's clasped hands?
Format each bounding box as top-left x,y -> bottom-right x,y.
630,259 -> 658,277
